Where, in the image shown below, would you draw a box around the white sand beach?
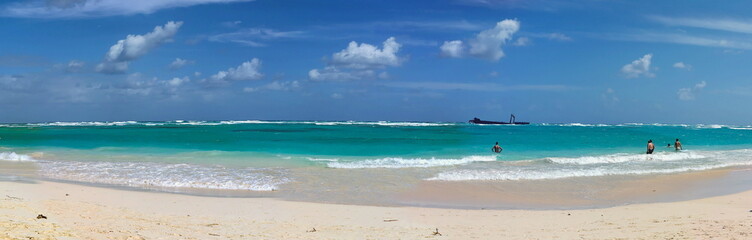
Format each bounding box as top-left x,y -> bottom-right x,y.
2,179 -> 751,239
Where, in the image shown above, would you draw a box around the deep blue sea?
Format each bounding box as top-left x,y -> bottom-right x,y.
1,120 -> 751,194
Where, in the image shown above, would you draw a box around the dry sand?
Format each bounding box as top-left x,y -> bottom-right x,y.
1,179 -> 751,240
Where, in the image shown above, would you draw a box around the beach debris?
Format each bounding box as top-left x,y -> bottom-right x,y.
567,213 -> 571,216
36,214 -> 47,219
307,227 -> 317,233
383,219 -> 398,222
432,228 -> 442,236
65,193 -> 69,196
206,223 -> 219,227
5,195 -> 22,200
748,210 -> 752,212
208,233 -> 220,236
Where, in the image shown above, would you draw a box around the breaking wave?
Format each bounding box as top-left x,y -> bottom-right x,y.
37,161 -> 290,191
0,152 -> 36,162
429,149 -> 752,181
326,155 -> 497,169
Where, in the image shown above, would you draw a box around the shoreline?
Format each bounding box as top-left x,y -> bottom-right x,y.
2,179 -> 752,239
2,165 -> 750,210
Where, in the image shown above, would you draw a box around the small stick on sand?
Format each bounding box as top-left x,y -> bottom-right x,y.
432,228 -> 442,236
307,227 -> 317,233
6,195 -> 22,200
383,219 -> 398,222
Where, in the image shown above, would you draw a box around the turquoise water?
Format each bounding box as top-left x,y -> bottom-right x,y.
1,120 -> 752,192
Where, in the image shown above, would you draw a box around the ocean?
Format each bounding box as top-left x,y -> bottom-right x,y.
1,120 -> 752,206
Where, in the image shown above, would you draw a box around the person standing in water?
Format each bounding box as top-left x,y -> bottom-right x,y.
675,138 -> 683,151
646,140 -> 655,154
492,142 -> 502,153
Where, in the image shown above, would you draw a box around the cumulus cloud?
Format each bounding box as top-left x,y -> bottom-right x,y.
169,58 -> 193,70
96,21 -> 183,74
204,59 -> 263,86
308,37 -> 403,81
209,28 -> 304,47
673,62 -> 692,70
677,81 -> 707,100
1,0 -> 254,18
331,37 -> 402,69
621,54 -> 655,78
440,19 -> 520,61
440,40 -> 465,57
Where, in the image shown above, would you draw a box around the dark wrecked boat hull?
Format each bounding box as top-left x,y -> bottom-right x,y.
468,119 -> 529,125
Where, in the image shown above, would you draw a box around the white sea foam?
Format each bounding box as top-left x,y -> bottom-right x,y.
327,155 -> 496,169
428,162 -> 752,181
0,152 -> 36,162
545,151 -> 706,165
429,149 -> 752,181
306,157 -> 339,162
38,161 -> 290,191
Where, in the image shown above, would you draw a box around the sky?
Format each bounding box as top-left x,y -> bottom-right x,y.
1,0 -> 752,124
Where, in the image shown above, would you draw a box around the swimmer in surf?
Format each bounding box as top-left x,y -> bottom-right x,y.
492,142 -> 502,153
646,140 -> 655,154
675,138 -> 683,151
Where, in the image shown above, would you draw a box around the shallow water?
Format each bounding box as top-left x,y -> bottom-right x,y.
1,120 -> 752,207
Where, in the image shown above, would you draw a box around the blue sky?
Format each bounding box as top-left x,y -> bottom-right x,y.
1,0 -> 752,124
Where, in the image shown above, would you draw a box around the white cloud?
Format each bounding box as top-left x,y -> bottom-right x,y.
331,93 -> 343,99
309,37 -> 402,81
611,32 -> 752,50
207,59 -> 263,85
166,76 -> 190,87
55,60 -> 85,73
621,54 -> 655,78
440,40 -> 465,57
546,33 -> 572,41
649,16 -> 752,34
440,19 -> 520,61
695,81 -> 707,89
378,81 -> 574,92
331,37 -> 402,69
673,62 -> 692,70
602,88 -> 619,104
243,80 -> 300,93
95,62 -> 129,74
169,58 -> 193,70
1,0 -> 254,18
308,67 -> 376,81
119,73 -> 190,97
468,19 -> 520,60
97,21 -> 183,74
221,20 -> 242,28
512,37 -> 530,46
677,81 -> 707,101
208,28 -> 304,47
677,88 -> 693,100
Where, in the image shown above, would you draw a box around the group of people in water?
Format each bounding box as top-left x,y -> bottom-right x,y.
646,138 -> 683,154
492,139 -> 683,154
